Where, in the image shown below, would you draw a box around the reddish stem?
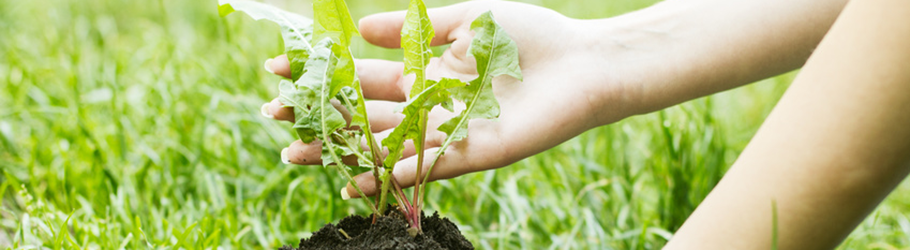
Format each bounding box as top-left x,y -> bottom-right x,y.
390,176 -> 412,208
390,175 -> 422,229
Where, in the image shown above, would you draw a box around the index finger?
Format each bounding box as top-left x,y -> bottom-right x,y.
358,2 -> 474,48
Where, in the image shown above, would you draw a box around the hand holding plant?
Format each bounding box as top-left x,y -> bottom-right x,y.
262,0 -> 637,199
224,0 -> 560,233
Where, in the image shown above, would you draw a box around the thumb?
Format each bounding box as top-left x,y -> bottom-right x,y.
357,2 -> 473,49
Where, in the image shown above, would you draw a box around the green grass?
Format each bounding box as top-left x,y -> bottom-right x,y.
2,0 -> 909,249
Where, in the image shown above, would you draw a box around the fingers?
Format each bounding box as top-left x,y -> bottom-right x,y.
265,56 -> 408,102
356,59 -> 407,102
263,98 -> 294,122
341,146 -> 471,199
358,2 -> 473,48
342,121 -> 500,199
367,127 -> 443,162
263,99 -> 405,133
265,55 -> 292,79
283,123 -> 447,168
274,100 -> 447,167
362,101 -> 406,132
281,139 -> 358,166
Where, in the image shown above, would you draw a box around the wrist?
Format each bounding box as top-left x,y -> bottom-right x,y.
566,7 -> 680,127
569,0 -> 839,125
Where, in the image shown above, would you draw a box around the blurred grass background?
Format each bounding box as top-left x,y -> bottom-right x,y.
1,0 -> 909,249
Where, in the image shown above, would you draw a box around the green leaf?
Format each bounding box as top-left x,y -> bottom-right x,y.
337,130 -> 370,165
400,0 -> 434,98
312,0 -> 366,132
330,43 -> 357,101
347,78 -> 369,128
282,38 -> 346,146
311,0 -> 379,166
437,11 -> 522,150
327,43 -> 369,165
381,78 -> 465,168
278,79 -> 314,141
320,136 -> 347,168
218,0 -> 314,81
467,11 -> 522,82
230,0 -> 369,169
313,0 -> 360,47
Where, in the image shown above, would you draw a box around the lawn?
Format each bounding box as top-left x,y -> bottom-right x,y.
1,0 -> 908,249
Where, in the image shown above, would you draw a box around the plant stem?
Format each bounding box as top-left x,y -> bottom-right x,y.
332,163 -> 378,214
323,131 -> 376,214
379,167 -> 393,215
412,109 -> 429,208
340,87 -> 386,215
411,111 -> 428,230
391,175 -> 412,209
390,183 -> 407,212
373,175 -> 382,217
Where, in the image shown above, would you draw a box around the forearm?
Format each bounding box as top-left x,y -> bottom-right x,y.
666,0 -> 910,248
576,0 -> 847,118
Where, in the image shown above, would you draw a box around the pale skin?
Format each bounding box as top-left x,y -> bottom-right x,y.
261,0 -> 910,248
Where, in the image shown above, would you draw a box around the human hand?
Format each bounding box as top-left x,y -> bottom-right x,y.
261,0 -> 634,198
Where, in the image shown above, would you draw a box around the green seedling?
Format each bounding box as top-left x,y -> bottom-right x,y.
218,0 -> 521,233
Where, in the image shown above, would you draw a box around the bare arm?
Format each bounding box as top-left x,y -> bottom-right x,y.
262,0 -> 851,198
665,0 -> 910,248
579,0 -> 847,119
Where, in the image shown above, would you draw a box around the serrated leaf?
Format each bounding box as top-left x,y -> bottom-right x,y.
381,78 -> 465,168
330,130 -> 372,167
313,0 -> 360,47
287,45 -> 313,81
218,0 -> 314,81
328,41 -> 369,159
278,79 -> 315,140
347,78 -> 369,128
221,0 -> 378,211
401,0 -> 434,97
466,12 -> 522,81
286,38 -> 346,147
330,43 -> 357,100
437,11 -> 522,148
320,136 -> 349,168
339,132 -> 364,161
313,0 -> 368,144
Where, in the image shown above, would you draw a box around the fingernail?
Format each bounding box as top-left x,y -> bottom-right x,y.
264,58 -> 274,74
280,147 -> 290,164
340,187 -> 351,200
260,103 -> 274,119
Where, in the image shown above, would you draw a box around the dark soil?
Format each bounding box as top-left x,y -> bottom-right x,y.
280,209 -> 473,250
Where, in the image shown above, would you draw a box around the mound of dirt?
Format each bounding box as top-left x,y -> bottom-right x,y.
280,210 -> 473,250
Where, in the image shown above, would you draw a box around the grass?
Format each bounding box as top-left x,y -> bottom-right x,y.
1,0 -> 909,249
